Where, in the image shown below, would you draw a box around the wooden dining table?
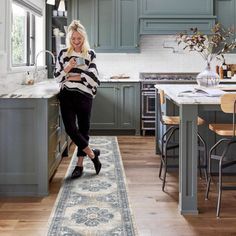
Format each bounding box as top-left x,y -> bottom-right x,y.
154,84 -> 236,215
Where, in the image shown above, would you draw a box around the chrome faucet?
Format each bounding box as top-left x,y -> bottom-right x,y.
34,50 -> 56,80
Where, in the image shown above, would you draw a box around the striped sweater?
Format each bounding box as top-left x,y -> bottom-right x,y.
54,49 -> 100,98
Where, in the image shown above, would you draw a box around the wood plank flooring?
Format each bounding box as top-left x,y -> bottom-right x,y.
1,136 -> 236,235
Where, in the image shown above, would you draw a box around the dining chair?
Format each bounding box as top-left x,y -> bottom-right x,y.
205,93 -> 236,218
157,89 -> 208,191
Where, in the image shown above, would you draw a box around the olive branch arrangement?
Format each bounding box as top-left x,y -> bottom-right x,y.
176,23 -> 236,62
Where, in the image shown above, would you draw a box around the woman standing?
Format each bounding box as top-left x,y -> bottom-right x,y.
54,20 -> 101,179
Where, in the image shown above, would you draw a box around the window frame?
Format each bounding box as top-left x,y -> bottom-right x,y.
8,0 -> 43,72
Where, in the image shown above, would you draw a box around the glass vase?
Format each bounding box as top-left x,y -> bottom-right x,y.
196,61 -> 220,87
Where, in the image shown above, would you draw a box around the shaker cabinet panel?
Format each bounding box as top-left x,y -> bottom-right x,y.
90,83 -> 118,128
215,0 -> 235,30
91,82 -> 140,134
119,83 -> 140,130
117,0 -> 138,50
96,0 -> 116,50
70,0 -> 139,52
140,0 -> 213,16
215,0 -> 236,51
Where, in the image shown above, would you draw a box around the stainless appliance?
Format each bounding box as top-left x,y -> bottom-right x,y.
140,73 -> 197,135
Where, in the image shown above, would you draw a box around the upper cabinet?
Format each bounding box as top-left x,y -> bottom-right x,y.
139,0 -> 216,34
215,0 -> 236,35
67,0 -> 139,52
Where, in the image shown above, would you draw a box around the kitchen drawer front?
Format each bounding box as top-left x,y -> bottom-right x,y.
140,18 -> 215,34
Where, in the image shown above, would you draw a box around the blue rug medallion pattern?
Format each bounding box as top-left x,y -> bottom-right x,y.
47,136 -> 137,236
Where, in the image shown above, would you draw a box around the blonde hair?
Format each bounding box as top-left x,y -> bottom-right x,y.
66,20 -> 90,57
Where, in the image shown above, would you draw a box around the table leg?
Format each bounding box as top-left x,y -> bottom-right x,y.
179,104 -> 198,215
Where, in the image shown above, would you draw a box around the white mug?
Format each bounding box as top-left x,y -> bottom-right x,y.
75,57 -> 85,66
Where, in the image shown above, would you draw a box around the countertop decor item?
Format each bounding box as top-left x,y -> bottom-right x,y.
47,136 -> 137,235
177,23 -> 236,87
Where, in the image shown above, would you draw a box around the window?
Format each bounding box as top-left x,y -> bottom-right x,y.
11,1 -> 43,68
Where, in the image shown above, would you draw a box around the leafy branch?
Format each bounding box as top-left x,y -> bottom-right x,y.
176,23 -> 236,62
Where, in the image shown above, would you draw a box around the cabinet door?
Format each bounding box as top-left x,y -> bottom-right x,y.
94,0 -> 116,50
117,0 -> 139,51
119,83 -> 140,131
90,83 -> 118,129
215,0 -> 235,30
75,0 -> 96,49
215,0 -> 236,51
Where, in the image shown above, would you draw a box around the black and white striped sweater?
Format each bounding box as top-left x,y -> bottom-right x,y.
54,49 -> 100,98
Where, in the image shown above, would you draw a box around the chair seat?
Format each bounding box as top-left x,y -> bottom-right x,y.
209,124 -> 234,136
162,116 -> 180,125
163,116 -> 205,126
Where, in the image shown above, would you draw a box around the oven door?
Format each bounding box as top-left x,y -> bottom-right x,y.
141,91 -> 155,118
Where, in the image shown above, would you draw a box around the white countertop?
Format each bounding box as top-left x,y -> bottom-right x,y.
0,80 -> 60,99
0,77 -> 236,99
154,84 -> 236,105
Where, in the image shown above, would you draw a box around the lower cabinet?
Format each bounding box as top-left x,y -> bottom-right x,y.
91,82 -> 140,134
0,95 -> 68,196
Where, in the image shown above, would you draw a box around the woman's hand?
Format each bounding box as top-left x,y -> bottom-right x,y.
64,57 -> 76,73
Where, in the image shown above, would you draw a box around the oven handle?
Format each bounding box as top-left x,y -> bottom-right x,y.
142,91 -> 155,96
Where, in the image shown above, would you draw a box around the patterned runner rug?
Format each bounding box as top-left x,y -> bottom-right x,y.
47,136 -> 137,236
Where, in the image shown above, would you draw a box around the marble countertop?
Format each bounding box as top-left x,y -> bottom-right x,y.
0,77 -> 140,99
154,84 -> 236,105
1,76 -> 236,99
0,80 -> 60,99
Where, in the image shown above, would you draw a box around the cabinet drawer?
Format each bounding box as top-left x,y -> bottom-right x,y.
140,19 -> 215,34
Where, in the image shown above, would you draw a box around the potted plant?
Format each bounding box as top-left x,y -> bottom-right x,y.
177,23 -> 236,87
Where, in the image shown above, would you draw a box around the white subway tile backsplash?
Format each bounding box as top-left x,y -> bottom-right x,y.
2,35 -> 235,91
97,35 -> 232,79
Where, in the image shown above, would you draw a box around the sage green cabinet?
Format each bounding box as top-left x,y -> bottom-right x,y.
91,82 -> 140,134
139,0 -> 216,34
0,96 -> 68,196
68,0 -> 139,52
215,0 -> 236,52
215,0 -> 236,35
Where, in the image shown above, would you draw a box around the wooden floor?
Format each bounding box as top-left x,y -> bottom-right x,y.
1,136 -> 236,235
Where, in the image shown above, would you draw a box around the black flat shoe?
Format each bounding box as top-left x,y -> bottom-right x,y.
91,149 -> 102,175
71,166 -> 83,179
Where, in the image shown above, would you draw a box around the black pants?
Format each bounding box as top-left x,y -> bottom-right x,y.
58,88 -> 93,157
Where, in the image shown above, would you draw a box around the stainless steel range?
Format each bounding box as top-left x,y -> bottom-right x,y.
140,73 -> 197,135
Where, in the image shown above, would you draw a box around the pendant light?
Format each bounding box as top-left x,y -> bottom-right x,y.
46,0 -> 55,5
58,0 -> 65,11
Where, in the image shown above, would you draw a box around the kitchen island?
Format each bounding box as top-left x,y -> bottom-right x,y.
154,84 -> 235,215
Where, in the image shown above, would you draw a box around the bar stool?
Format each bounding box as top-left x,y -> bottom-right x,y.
157,89 -> 208,191
205,93 -> 236,218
